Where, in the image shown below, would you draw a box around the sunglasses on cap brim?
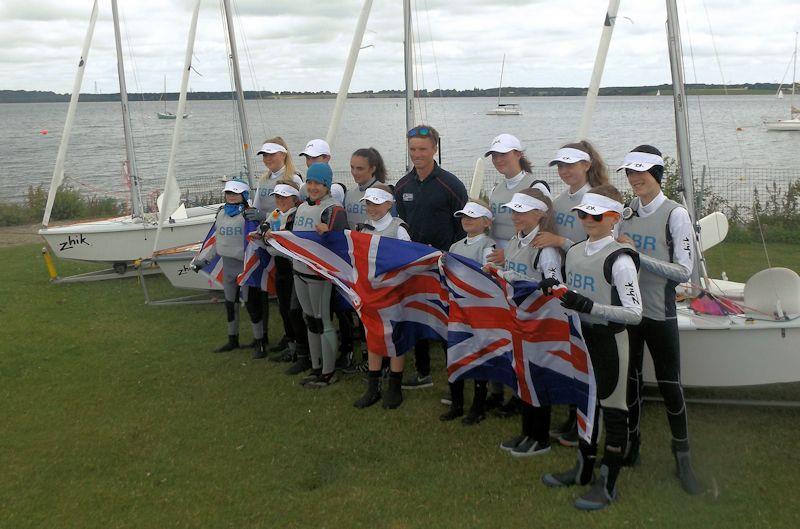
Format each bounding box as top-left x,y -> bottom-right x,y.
407,127 -> 431,138
577,210 -> 617,222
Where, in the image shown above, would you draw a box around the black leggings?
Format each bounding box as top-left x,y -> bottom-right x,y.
627,317 -> 689,451
275,270 -> 295,341
581,324 -> 628,468
224,286 -> 265,325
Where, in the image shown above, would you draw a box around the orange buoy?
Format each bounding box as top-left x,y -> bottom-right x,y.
39,129 -> 48,135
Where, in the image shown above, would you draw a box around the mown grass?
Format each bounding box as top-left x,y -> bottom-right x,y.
1,242 -> 799,528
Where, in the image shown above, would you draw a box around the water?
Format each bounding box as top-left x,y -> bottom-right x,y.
1,95 -> 798,204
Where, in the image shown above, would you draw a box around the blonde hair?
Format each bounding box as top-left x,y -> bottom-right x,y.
259,136 -> 298,183
588,183 -> 624,204
560,140 -> 608,188
518,188 -> 557,234
464,197 -> 493,233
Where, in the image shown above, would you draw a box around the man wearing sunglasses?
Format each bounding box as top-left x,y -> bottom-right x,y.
616,145 -> 701,496
394,124 -> 468,389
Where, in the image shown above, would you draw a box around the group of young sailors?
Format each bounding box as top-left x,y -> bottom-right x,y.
192,126 -> 702,511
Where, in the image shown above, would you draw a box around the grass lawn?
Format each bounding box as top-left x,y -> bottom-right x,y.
1,242 -> 799,528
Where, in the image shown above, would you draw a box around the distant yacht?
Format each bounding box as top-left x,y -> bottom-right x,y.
486,54 -> 521,116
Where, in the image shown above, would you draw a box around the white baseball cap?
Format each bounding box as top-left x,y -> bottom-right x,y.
454,201 -> 493,219
360,187 -> 395,205
223,180 -> 250,195
299,139 -> 331,158
269,183 -> 300,198
572,192 -> 623,215
548,147 -> 591,166
257,142 -> 287,155
616,151 -> 664,172
484,133 -> 524,157
502,192 -> 548,213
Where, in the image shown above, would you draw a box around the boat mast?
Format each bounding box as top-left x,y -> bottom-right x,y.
326,0 -> 374,147
497,54 -> 506,106
222,0 -> 255,188
577,0 -> 621,140
153,0 -> 201,253
111,0 -> 144,219
42,0 -> 99,228
665,0 -> 705,286
792,31 -> 798,115
403,0 -> 414,171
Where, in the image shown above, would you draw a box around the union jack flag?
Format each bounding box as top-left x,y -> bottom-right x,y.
441,253 -> 596,442
268,230 -> 448,357
192,218 -> 261,289
237,235 -> 276,293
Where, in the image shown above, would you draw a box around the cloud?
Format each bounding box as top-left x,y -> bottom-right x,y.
0,0 -> 797,92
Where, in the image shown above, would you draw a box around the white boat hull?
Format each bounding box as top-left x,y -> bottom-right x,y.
39,205 -> 218,263
486,107 -> 522,116
764,118 -> 800,131
642,300 -> 800,387
153,244 -> 222,291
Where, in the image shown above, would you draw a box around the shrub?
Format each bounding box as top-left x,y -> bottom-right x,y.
0,185 -> 125,227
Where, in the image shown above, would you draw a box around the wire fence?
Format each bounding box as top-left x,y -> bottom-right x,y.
172,165 -> 799,223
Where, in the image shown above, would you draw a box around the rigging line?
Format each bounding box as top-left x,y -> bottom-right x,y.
120,5 -> 159,193
412,1 -> 428,125
220,0 -> 243,175
231,0 -> 270,142
700,0 -> 746,164
421,0 -> 448,137
683,10 -> 728,274
701,0 -> 773,273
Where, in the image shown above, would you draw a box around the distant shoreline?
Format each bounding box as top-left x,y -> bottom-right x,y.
0,83 -> 786,103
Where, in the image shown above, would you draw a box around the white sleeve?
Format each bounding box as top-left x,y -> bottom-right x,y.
589,254 -> 642,325
481,246 -> 493,266
638,207 -> 693,283
537,247 -> 563,282
396,226 -> 412,242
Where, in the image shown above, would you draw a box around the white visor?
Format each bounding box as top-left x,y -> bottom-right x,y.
484,133 -> 524,157
223,180 -> 250,195
548,147 -> 591,166
269,183 -> 300,198
572,192 -> 623,215
531,181 -> 552,200
360,188 -> 395,204
502,192 -> 548,213
617,151 -> 664,172
257,142 -> 287,155
454,201 -> 493,219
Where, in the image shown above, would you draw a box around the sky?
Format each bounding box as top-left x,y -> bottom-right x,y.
0,0 -> 798,94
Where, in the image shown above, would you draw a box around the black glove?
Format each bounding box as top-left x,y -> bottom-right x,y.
560,290 -> 594,314
538,277 -> 560,295
243,208 -> 267,222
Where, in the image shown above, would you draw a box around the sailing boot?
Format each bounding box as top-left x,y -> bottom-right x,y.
383,371 -> 404,409
574,464 -> 618,511
673,443 -> 702,495
550,405 -> 577,438
542,449 -> 596,488
285,343 -> 311,375
251,338 -> 267,359
440,381 -> 464,421
214,334 -> 239,353
462,381 -> 487,425
354,371 -> 382,409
